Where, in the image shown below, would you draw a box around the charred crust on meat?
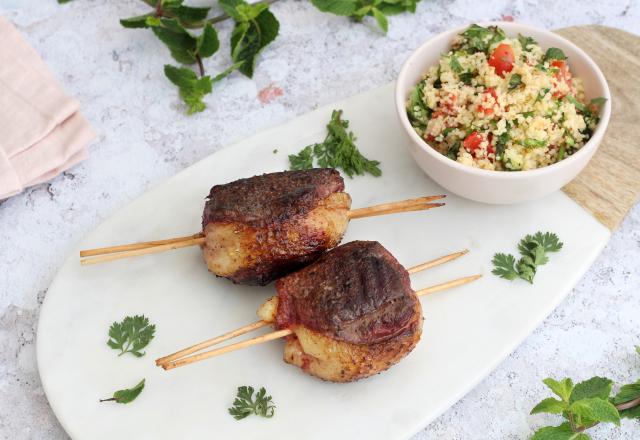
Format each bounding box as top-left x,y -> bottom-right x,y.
275,241 -> 420,345
202,169 -> 345,229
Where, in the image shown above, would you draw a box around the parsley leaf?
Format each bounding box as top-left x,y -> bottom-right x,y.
107,315 -> 156,357
492,253 -> 519,280
446,140 -> 461,160
522,138 -> 548,149
544,47 -> 567,62
508,73 -> 522,91
518,34 -> 537,52
288,146 -> 314,170
457,24 -> 505,54
228,386 -> 275,420
289,110 -> 381,178
535,88 -> 550,103
100,379 -> 145,404
449,54 -> 463,73
406,82 -> 431,135
492,231 -> 563,284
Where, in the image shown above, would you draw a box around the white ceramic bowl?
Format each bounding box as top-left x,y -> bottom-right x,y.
395,22 -> 611,204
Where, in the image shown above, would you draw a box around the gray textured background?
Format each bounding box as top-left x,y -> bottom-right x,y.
1,0 -> 639,438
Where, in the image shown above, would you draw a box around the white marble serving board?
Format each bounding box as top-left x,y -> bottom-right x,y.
36,83 -> 610,440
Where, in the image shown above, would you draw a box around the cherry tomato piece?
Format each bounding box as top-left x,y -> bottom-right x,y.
463,132 -> 485,155
488,43 -> 515,77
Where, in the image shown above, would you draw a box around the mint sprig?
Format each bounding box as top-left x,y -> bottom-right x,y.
530,347 -> 640,439
62,0 -> 424,114
309,0 -> 420,33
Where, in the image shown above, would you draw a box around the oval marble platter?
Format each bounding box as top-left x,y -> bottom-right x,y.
36,82 -> 612,440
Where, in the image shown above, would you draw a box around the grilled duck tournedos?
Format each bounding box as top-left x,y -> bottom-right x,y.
201,168 -> 351,286
257,241 -> 423,382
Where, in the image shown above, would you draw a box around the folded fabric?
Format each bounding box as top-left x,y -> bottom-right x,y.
0,15 -> 95,200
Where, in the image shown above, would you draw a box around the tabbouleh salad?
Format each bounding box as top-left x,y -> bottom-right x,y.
407,24 -> 606,171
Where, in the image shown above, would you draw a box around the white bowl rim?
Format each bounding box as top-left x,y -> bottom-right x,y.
395,21 -> 612,179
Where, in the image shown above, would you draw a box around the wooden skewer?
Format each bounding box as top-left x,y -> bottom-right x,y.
79,233 -> 205,257
155,249 -> 469,367
155,320 -> 270,366
160,273 -> 482,371
80,236 -> 206,266
406,249 -> 468,274
414,274 -> 482,296
79,195 -> 446,265
347,195 -> 445,220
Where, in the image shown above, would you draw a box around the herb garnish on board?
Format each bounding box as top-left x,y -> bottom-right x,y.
492,231 -> 563,283
100,379 -> 146,404
289,109 -> 382,178
228,386 -> 276,420
107,315 -> 156,357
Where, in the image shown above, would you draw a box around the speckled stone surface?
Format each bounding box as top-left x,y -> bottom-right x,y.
0,1 -> 639,438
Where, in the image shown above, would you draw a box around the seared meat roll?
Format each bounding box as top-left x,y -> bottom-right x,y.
257,241 -> 423,382
201,169 -> 351,285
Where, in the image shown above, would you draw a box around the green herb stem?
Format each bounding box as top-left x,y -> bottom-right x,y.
206,0 -> 280,25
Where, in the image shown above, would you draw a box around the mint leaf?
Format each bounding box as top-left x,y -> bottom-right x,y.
223,0 -> 279,78
371,8 -> 388,33
543,378 -> 574,402
569,377 -> 613,404
101,379 -> 145,404
614,381 -> 640,404
164,65 -> 213,114
120,13 -> 155,29
197,23 -> 220,58
570,398 -> 620,425
162,0 -> 210,26
310,0 -> 358,16
530,423 -> 590,440
531,397 -> 567,415
612,381 -> 640,419
149,18 -> 199,64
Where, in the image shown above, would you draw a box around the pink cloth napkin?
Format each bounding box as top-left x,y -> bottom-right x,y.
0,16 -> 95,200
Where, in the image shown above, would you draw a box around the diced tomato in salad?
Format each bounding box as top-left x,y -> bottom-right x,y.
463,132 -> 495,158
463,132 -> 484,154
551,59 -> 573,98
478,87 -> 499,115
487,43 -> 515,77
